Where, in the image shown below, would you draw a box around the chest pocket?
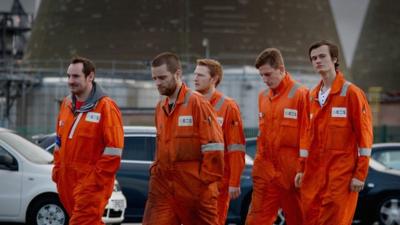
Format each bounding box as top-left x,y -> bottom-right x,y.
279,119 -> 299,148
174,127 -> 201,161
326,118 -> 352,151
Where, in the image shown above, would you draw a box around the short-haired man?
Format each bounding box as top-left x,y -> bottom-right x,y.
142,52 -> 225,225
246,48 -> 309,225
193,58 -> 246,225
300,40 -> 373,225
52,56 -> 124,225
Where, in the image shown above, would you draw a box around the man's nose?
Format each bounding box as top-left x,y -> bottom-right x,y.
154,79 -> 162,86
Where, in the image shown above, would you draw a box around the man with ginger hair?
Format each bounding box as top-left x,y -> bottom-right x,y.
193,58 -> 246,225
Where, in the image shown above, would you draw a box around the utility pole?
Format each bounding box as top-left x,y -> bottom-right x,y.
202,38 -> 210,58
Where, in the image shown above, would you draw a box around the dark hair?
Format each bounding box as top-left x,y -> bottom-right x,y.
254,48 -> 284,69
70,56 -> 96,77
308,40 -> 340,70
196,58 -> 223,87
151,52 -> 182,73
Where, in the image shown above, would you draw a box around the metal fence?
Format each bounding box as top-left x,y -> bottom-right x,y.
244,126 -> 400,143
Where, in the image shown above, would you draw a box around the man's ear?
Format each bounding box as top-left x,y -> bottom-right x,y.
175,69 -> 182,81
210,76 -> 218,86
87,72 -> 95,82
278,64 -> 285,74
332,57 -> 338,64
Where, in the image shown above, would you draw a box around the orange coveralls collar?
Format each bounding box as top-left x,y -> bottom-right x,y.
311,71 -> 345,101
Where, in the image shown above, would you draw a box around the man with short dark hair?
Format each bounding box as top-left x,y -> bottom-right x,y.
52,56 -> 124,225
300,40 -> 373,225
246,48 -> 309,225
193,58 -> 246,225
142,52 -> 224,225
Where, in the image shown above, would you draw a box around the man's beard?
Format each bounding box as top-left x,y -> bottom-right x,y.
160,82 -> 177,96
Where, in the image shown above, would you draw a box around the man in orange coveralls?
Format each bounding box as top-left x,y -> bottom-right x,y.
193,58 -> 246,225
245,48 -> 309,225
52,56 -> 124,225
298,40 -> 373,225
142,52 -> 225,225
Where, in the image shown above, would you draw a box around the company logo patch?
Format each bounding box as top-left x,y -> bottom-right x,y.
178,115 -> 193,126
217,117 -> 224,126
284,108 -> 298,119
331,107 -> 347,118
86,112 -> 101,123
58,120 -> 65,127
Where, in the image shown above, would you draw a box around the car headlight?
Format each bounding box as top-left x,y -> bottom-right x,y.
113,180 -> 121,192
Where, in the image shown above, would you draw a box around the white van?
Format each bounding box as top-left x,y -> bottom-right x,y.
0,128 -> 126,225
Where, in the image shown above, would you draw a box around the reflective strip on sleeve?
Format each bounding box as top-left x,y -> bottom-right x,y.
68,113 -> 83,139
359,147 -> 371,156
103,147 -> 122,157
227,144 -> 246,152
288,82 -> 301,99
214,96 -> 226,111
340,81 -> 351,96
300,149 -> 309,158
201,143 -> 224,152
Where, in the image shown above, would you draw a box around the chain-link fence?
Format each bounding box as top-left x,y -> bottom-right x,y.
244,126 -> 400,143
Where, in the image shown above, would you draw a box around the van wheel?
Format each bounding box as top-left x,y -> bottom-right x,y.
26,196 -> 69,225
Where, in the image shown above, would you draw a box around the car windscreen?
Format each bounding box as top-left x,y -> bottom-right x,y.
372,148 -> 400,170
0,132 -> 53,164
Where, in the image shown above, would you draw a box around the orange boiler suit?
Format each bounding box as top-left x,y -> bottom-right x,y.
301,72 -> 373,225
142,84 -> 224,225
246,73 -> 309,225
52,83 -> 124,225
209,90 -> 246,225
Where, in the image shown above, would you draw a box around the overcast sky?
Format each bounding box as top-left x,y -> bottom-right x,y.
329,0 -> 370,68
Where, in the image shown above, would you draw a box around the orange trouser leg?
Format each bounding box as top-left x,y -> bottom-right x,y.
217,183 -> 230,225
56,169 -> 76,217
174,179 -> 219,225
301,192 -> 321,225
318,192 -> 358,225
245,177 -> 280,225
142,174 -> 180,225
143,169 -> 219,225
176,193 -> 219,225
280,188 -> 302,225
69,187 -> 108,225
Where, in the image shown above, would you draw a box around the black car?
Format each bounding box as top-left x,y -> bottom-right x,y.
370,143 -> 400,170
354,143 -> 400,225
37,126 -> 255,224
245,138 -> 400,225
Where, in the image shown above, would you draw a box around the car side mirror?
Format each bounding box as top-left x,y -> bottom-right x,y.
0,154 -> 18,171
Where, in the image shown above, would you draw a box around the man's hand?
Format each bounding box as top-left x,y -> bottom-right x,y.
294,172 -> 304,188
229,186 -> 241,199
350,178 -> 365,192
